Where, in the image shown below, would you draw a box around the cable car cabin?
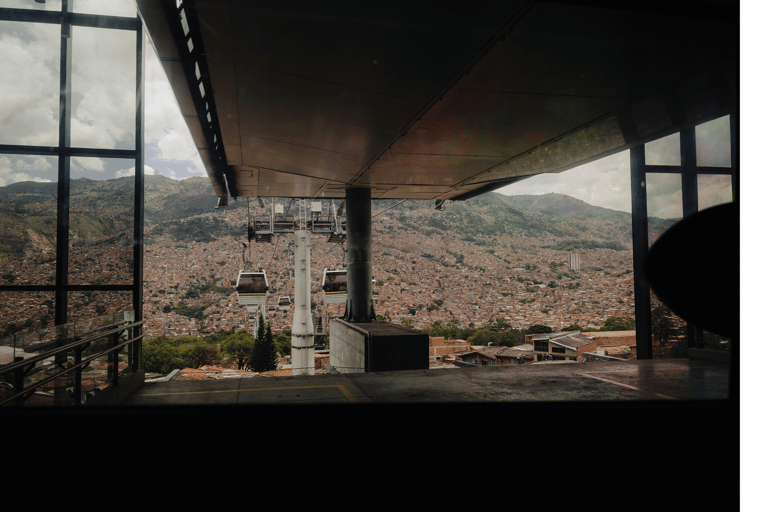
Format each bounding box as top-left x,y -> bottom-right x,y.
321,268 -> 347,304
236,270 -> 269,310
278,296 -> 291,310
267,304 -> 277,312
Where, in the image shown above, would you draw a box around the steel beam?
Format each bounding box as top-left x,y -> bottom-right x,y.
680,127 -> 703,348
344,188 -> 375,322
54,0 -> 73,326
133,16 -> 145,370
630,146 -> 652,360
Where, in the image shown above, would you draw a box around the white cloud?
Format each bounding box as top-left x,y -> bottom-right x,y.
115,165 -> 157,179
0,22 -> 61,147
71,156 -> 106,173
144,46 -> 206,177
498,151 -> 632,213
14,155 -> 53,172
0,155 -> 52,187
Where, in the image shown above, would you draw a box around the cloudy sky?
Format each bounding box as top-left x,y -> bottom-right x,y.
0,0 -> 743,220
0,0 -> 206,187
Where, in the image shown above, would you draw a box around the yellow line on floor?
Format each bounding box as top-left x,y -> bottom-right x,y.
133,384 -> 359,402
578,373 -> 677,400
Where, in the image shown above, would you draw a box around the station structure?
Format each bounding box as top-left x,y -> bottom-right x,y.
0,1 -> 738,398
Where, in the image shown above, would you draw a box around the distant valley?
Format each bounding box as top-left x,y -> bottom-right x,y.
1,175 -> 679,338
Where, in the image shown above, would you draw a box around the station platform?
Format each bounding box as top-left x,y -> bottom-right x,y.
121,357 -> 730,406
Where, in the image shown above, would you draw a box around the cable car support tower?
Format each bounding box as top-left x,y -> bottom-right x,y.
236,198 -> 347,376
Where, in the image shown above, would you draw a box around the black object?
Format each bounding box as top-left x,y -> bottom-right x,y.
644,203 -> 738,338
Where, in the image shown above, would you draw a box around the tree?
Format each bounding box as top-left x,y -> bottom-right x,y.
651,306 -> 675,346
273,331 -> 291,357
141,335 -> 220,374
526,324 -> 552,335
220,330 -> 255,370
250,313 -> 277,372
264,322 -> 277,369
601,316 -> 636,331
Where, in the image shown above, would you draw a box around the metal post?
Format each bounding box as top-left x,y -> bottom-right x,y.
55,0 -> 73,326
344,188 -> 375,322
132,15 -> 145,371
13,357 -> 24,408
74,345 -> 82,406
680,127 -> 702,348
630,146 -> 652,359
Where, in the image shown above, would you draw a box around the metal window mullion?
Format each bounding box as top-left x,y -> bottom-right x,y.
55,0 -> 73,326
133,16 -> 145,371
680,127 -> 704,348
630,145 -> 652,360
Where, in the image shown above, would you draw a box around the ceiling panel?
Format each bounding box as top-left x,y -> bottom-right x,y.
138,0 -> 738,201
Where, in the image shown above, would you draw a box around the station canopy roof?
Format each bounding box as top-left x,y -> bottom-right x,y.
137,0 -> 738,201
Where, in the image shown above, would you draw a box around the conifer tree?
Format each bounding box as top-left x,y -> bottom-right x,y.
251,312 -> 277,372
263,321 -> 277,371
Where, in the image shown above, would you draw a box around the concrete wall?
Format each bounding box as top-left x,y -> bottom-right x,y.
329,319 -> 367,374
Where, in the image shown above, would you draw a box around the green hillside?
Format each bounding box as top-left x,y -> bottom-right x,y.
0,176 -> 678,261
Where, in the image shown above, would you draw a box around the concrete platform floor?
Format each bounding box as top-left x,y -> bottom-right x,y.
121,358 -> 730,407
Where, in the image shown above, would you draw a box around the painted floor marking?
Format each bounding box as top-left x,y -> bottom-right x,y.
578,373 -> 677,400
133,384 -> 359,403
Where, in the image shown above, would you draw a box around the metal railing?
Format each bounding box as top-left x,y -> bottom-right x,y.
0,311 -> 143,408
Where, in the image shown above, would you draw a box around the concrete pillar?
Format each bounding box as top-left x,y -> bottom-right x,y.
344,188 -> 375,322
630,145 -> 652,360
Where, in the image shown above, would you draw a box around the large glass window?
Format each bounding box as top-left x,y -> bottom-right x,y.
68,157 -> 135,286
71,26 -> 136,150
695,115 -> 731,168
0,154 -> 58,287
0,20 -> 60,147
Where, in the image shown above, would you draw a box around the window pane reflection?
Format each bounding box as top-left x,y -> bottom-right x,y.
67,290 -> 132,325
645,133 -> 680,166
697,175 -> 733,211
0,21 -> 60,146
0,290 -> 55,339
695,115 -> 731,168
71,26 -> 135,150
68,157 -> 135,285
0,155 -> 58,286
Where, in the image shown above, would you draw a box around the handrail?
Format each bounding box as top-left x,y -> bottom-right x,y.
0,328 -> 144,407
0,317 -> 144,408
0,321 -> 144,377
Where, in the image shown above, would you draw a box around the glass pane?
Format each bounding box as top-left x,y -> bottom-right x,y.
646,173 -> 682,238
697,174 -> 733,210
0,0 -> 62,10
0,154 -> 58,286
69,157 -> 134,285
0,290 -> 56,340
0,20 -> 60,146
73,0 -> 136,18
67,290 -> 132,326
650,291 -> 688,359
71,25 -> 136,150
695,115 -> 731,168
645,132 -> 680,166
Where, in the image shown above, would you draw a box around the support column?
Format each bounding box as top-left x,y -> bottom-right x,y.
291,228 -> 314,375
55,0 -> 73,326
680,127 -> 703,348
630,146 -> 653,360
344,188 -> 375,322
133,16 -> 145,371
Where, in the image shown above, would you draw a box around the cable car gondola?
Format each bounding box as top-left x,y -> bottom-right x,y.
278,296 -> 292,311
236,270 -> 269,312
321,267 -> 347,304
